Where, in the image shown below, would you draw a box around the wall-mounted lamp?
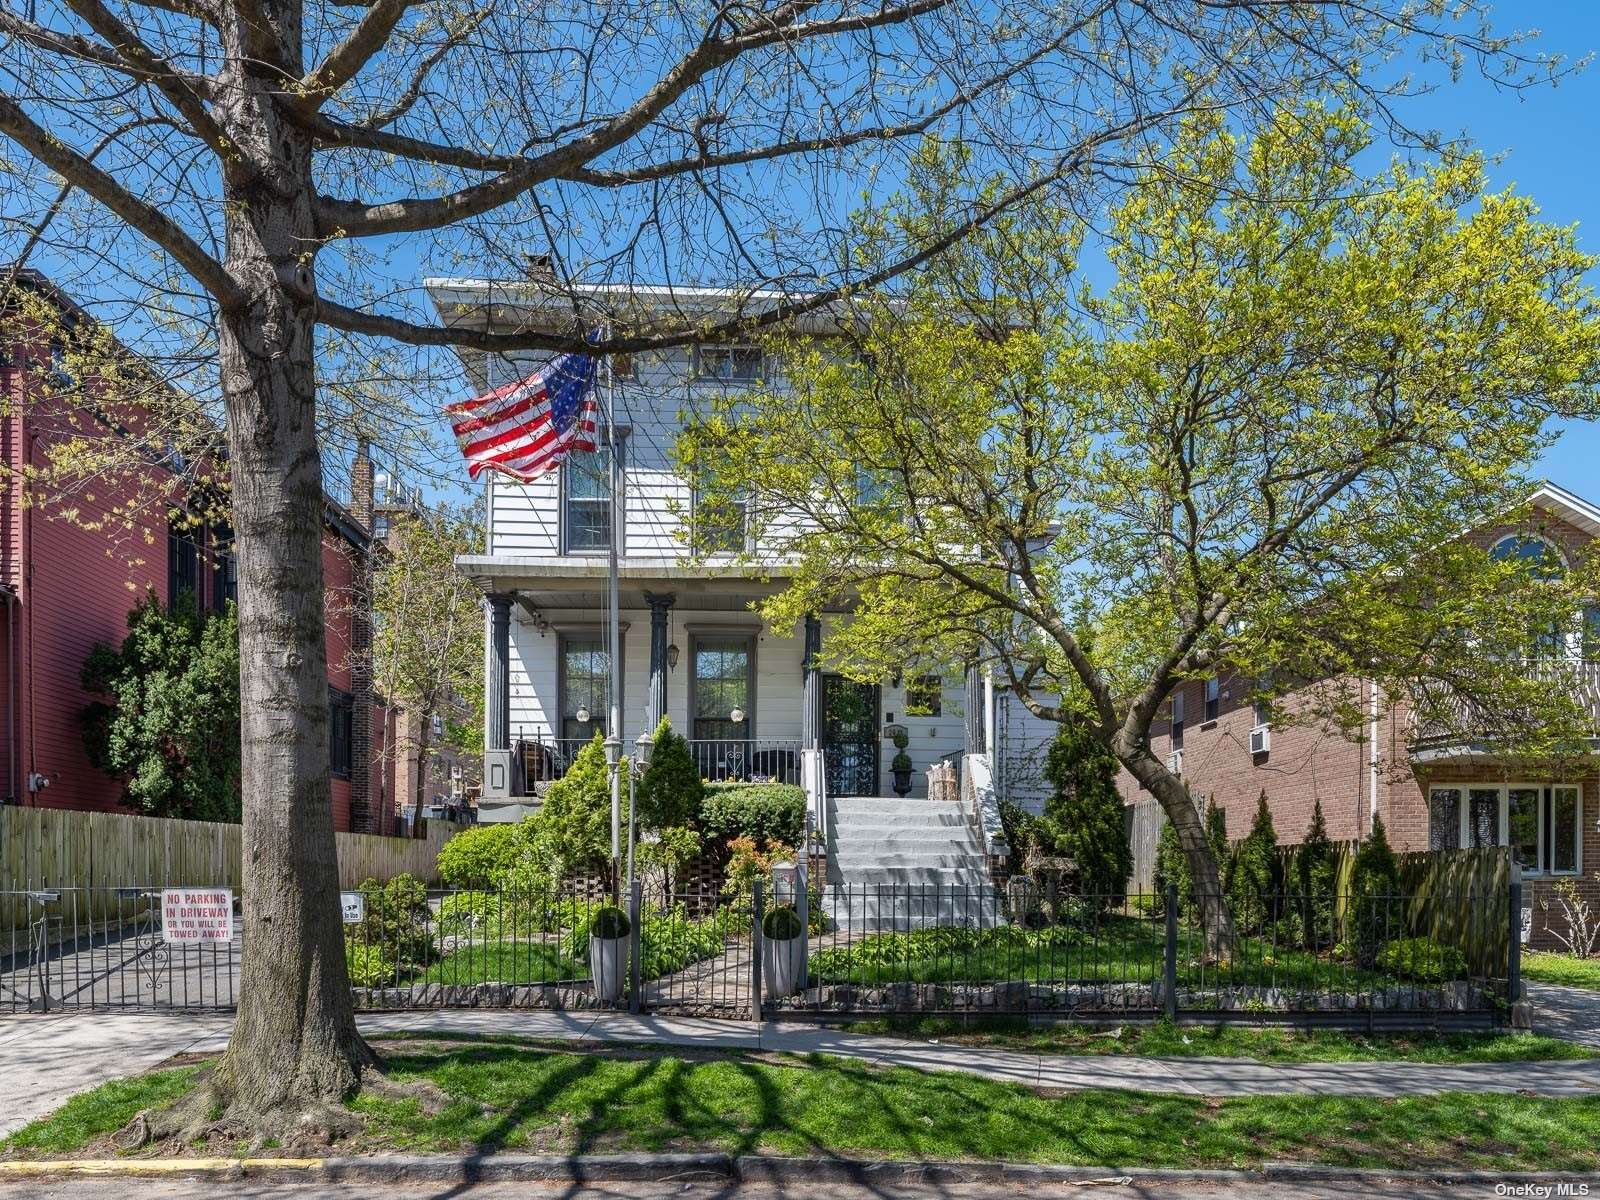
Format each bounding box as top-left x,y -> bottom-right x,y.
667,643 -> 680,670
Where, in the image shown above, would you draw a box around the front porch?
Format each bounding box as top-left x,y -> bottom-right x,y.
459,556 -> 978,812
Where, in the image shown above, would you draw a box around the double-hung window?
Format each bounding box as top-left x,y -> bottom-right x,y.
167,515 -> 200,609
693,478 -> 747,554
562,442 -> 618,553
329,687 -> 354,777
905,675 -> 943,718
695,345 -> 764,384
1170,692 -> 1185,751
1204,677 -> 1220,723
559,634 -> 612,742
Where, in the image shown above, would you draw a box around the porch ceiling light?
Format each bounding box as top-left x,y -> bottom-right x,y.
576,705 -> 591,724
730,707 -> 746,724
635,731 -> 655,767
667,643 -> 680,670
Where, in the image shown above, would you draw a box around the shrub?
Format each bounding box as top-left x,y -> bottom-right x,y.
1154,797 -> 1225,919
349,873 -> 435,975
762,904 -> 804,939
1295,797 -> 1336,949
1348,813 -> 1401,966
1376,936 -> 1466,983
635,717 -> 704,830
436,820 -> 524,888
562,903 -> 735,978
1228,791 -> 1281,935
344,941 -> 398,988
998,798 -> 1040,868
540,734 -> 619,877
701,782 -> 806,849
809,923 -> 1079,981
1038,720 -> 1132,908
589,904 -> 631,939
721,836 -> 793,906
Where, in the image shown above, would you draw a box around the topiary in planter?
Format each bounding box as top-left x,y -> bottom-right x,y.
762,904 -> 804,940
590,904 -> 631,939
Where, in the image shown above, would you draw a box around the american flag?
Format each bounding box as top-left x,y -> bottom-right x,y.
447,351 -> 599,481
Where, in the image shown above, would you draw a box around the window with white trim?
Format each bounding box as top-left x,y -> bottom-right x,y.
694,345 -> 764,383
1428,782 -> 1582,875
1204,677 -> 1219,723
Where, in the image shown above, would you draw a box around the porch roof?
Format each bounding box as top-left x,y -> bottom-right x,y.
454,553 -> 852,612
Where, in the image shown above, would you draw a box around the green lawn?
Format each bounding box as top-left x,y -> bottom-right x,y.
1522,951 -> 1600,991
9,1041 -> 1600,1172
416,940 -> 587,985
837,1016 -> 1594,1063
1,1066 -> 199,1156
809,917 -> 1398,992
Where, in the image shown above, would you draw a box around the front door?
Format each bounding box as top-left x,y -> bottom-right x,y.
822,675 -> 879,796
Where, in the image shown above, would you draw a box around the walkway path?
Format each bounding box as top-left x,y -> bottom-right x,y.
1529,981 -> 1600,1049
6,1009 -> 1600,1138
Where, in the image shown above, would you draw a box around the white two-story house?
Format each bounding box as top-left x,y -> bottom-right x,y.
427,279 -> 1056,875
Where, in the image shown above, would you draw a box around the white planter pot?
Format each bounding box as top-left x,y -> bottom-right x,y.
762,933 -> 806,997
589,935 -> 629,1004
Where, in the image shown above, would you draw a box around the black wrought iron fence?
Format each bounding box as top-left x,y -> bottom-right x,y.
766,881 -> 1513,1027
2,887 -> 239,1013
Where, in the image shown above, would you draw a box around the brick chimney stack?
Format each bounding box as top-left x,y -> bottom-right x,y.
348,440 -> 378,832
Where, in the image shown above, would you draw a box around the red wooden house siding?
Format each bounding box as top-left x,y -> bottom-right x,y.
0,280 -> 387,833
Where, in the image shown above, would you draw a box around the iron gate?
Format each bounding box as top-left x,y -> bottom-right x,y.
822,675 -> 879,796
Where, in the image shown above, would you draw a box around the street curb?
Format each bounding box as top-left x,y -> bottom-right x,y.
2,1153 -> 1599,1186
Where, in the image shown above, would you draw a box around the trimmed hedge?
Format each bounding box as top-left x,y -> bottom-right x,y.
701,782 -> 806,849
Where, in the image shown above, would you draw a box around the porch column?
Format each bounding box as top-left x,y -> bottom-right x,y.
487,592 -> 512,751
964,659 -> 985,754
801,613 -> 822,748
644,590 -> 675,732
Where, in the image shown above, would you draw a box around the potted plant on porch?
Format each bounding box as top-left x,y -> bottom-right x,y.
761,903 -> 806,997
587,904 -> 631,1003
889,728 -> 914,797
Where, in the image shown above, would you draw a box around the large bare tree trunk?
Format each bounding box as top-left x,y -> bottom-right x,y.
1117,742 -> 1236,959
200,5 -> 372,1123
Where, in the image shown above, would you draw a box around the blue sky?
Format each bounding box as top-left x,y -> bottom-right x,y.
1375,2 -> 1600,495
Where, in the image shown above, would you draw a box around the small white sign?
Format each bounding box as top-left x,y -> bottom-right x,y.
162,888 -> 234,943
340,891 -> 367,925
1521,906 -> 1534,946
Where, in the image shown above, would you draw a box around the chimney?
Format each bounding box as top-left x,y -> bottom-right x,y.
350,438 -> 374,533
348,439 -> 377,831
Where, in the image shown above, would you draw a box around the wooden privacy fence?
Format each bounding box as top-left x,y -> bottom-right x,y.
1124,799 -> 1510,975
1,805 -> 455,929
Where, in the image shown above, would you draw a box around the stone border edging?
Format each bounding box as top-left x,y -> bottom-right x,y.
1,1152 -> 1598,1186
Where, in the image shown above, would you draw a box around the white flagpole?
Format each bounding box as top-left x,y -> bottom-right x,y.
604,327 -> 622,882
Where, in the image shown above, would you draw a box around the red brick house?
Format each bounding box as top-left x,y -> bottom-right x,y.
1121,481 -> 1600,940
0,272 -> 397,834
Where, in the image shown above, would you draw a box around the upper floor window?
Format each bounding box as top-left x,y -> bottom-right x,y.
1170,691 -> 1185,751
211,522 -> 237,612
1204,677 -> 1220,723
329,687 -> 354,777
695,345 -> 764,384
693,479 -> 747,554
168,516 -> 200,609
905,674 -> 943,717
562,442 -> 619,553
46,339 -> 75,390
1491,533 -> 1566,580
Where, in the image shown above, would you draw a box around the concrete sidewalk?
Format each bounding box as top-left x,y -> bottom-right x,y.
5,1009 -> 1600,1138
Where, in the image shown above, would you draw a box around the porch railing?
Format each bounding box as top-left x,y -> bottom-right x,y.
1410,658 -> 1600,750
518,735 -> 802,790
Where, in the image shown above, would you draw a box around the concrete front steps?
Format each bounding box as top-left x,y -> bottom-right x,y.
822,796 -> 1003,931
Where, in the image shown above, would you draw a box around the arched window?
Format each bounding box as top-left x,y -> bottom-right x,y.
1490,533 -> 1567,580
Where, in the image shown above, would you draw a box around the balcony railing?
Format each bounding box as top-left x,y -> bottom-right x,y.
518,735 -> 802,791
1409,659 -> 1600,750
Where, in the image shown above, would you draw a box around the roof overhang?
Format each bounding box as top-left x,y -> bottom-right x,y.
1528,481 -> 1600,541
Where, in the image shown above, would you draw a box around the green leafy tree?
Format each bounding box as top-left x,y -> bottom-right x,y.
682,106 -> 1600,953
81,592 -> 240,822
635,718 -> 704,832
371,502 -> 484,836
1038,720 -> 1131,907
1229,792 -> 1281,936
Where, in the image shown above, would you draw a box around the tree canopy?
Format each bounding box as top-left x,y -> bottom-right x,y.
681,105 -> 1600,943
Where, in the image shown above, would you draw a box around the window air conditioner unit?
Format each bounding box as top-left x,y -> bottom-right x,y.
1249,725 -> 1271,755
1166,749 -> 1183,774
